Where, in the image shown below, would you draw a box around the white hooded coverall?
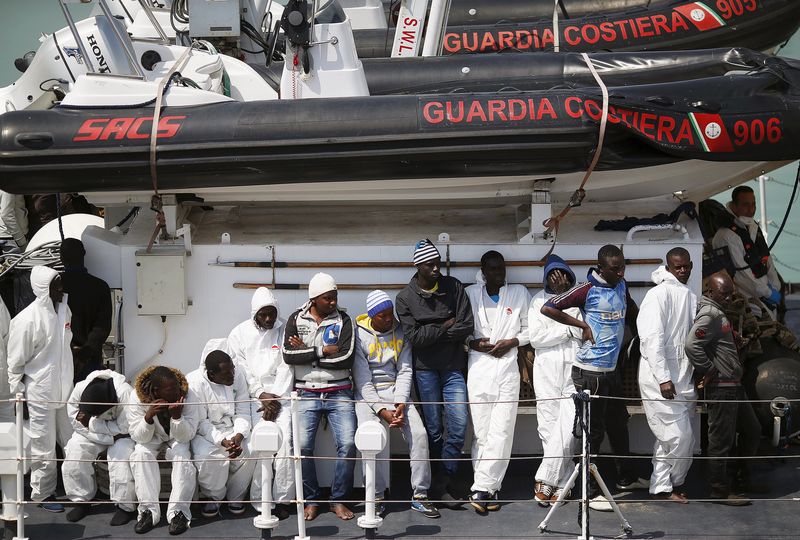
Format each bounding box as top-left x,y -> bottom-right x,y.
637,266 -> 697,495
465,272 -> 530,494
128,376 -> 199,525
528,291 -> 582,489
7,265 -> 74,501
189,338 -> 255,504
227,287 -> 294,507
62,370 -> 136,511
0,300 -> 13,422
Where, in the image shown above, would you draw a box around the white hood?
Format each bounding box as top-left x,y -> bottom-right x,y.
31,265 -> 59,301
251,286 -> 279,319
199,337 -> 231,369
650,266 -> 681,286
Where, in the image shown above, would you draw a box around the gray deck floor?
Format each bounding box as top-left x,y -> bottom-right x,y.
12,298 -> 800,540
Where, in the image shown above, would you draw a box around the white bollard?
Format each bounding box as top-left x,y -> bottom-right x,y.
355,421 -> 387,535
250,421 -> 284,534
290,392 -> 310,540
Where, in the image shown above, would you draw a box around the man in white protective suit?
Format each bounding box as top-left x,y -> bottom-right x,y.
637,248 -> 697,503
528,255 -> 581,506
465,251 -> 530,514
62,369 -> 137,525
227,287 -> 294,518
188,339 -> 255,519
7,265 -> 74,512
128,365 -> 198,535
0,299 -> 13,422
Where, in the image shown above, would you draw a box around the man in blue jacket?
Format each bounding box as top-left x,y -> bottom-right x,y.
541,244 -> 639,505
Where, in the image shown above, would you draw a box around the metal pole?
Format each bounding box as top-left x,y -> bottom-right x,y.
57,0 -> 96,73
422,0 -> 448,56
15,393 -> 25,540
758,174 -> 769,241
136,0 -> 170,42
97,0 -> 147,78
290,392 -> 310,540
580,391 -> 590,540
364,457 -> 376,523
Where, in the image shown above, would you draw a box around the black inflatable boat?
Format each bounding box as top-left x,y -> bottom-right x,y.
353,0 -> 800,57
1,53 -> 799,195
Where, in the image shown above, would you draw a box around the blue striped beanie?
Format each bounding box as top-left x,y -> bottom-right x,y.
366,290 -> 393,318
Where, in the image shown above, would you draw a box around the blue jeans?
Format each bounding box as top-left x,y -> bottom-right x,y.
414,370 -> 468,477
297,388 -> 357,503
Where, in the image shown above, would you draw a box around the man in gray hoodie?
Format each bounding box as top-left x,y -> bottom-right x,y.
353,290 -> 440,518
684,272 -> 761,506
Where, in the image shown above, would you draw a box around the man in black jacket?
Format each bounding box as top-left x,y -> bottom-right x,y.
60,238 -> 111,382
395,239 -> 474,498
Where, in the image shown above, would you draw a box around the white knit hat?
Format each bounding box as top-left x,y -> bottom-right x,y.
366,290 -> 393,318
413,238 -> 440,266
308,272 -> 337,298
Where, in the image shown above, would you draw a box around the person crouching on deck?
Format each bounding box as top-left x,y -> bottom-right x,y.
62,369 -> 137,525
353,290 -> 441,518
128,366 -> 199,535
188,339 -> 255,519
465,251 -> 530,514
283,273 -> 358,521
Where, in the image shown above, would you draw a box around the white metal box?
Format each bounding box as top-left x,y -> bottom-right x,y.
135,248 -> 188,315
188,0 -> 241,37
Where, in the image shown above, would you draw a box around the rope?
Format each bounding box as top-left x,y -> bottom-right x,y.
55,193 -> 65,242
541,52 -> 609,257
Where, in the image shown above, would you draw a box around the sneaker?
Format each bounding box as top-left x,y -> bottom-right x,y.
201,502 -> 220,518
588,495 -> 613,512
616,477 -> 650,491
485,492 -> 500,512
534,482 -> 553,508
38,496 -> 65,513
228,503 -> 245,515
168,513 -> 189,535
374,498 -> 386,517
134,510 -> 155,534
468,491 -> 490,515
110,507 -> 138,526
411,495 -> 440,518
273,504 -> 291,520
66,504 -> 90,522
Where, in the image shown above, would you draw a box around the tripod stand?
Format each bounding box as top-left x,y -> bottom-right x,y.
537,391 -> 633,540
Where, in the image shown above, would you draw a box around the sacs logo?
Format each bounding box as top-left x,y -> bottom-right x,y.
73,116 -> 186,142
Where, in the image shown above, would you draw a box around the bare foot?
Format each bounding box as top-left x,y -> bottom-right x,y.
304,505 -> 319,521
330,503 -> 355,520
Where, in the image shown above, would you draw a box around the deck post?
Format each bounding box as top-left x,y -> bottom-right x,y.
291,392 -> 310,540
14,393 -> 26,540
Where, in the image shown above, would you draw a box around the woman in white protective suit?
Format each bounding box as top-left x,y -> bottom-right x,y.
528,255 -> 581,506
128,365 -> 199,535
62,369 -> 137,525
636,248 -> 697,503
465,251 -> 530,514
188,339 -> 255,518
226,287 -> 294,517
7,265 -> 74,512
